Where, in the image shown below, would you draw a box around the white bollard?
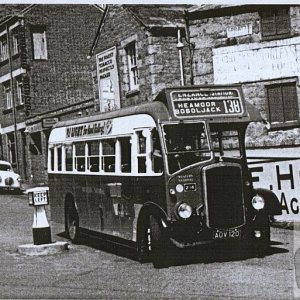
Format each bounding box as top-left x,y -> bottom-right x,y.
28,187 -> 52,245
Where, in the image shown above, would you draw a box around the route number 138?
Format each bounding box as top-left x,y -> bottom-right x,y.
223,99 -> 241,114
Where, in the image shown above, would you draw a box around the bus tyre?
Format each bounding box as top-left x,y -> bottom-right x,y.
137,221 -> 151,263
149,215 -> 170,269
253,226 -> 270,258
65,204 -> 80,243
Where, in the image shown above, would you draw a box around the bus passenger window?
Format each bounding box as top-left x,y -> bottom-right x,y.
120,137 -> 131,173
75,142 -> 85,172
137,131 -> 146,173
50,148 -> 54,171
102,140 -> 115,172
57,147 -> 62,171
88,141 -> 100,172
151,129 -> 163,173
65,145 -> 73,171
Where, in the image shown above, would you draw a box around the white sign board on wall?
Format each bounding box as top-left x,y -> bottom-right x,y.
247,148 -> 300,222
96,47 -> 120,112
226,23 -> 252,38
213,36 -> 300,84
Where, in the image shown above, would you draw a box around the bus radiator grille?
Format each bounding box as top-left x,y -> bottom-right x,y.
203,164 -> 245,229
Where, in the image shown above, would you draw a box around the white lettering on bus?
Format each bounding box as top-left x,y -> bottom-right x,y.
175,107 -> 221,115
177,102 -> 216,109
66,120 -> 113,138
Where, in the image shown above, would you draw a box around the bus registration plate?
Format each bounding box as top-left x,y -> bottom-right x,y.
213,229 -> 241,240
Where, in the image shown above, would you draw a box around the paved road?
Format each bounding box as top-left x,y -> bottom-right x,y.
0,192 -> 295,299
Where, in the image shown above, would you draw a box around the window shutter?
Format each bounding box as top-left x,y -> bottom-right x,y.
282,83 -> 298,122
261,11 -> 276,37
276,9 -> 290,35
267,85 -> 284,123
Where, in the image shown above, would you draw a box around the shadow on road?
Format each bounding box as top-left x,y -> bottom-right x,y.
57,231 -> 138,261
57,230 -> 289,267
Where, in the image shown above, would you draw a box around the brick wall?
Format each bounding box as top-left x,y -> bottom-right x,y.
23,5 -> 102,116
93,5 -> 191,109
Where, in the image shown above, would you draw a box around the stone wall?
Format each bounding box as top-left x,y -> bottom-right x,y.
189,6 -> 300,149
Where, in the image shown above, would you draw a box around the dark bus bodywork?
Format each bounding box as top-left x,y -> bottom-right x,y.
48,85 -> 281,268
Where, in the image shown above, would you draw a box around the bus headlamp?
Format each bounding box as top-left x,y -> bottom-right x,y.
252,195 -> 265,210
177,202 -> 192,219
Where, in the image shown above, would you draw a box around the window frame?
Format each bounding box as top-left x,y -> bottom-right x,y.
265,80 -> 299,129
11,29 -> 19,56
31,26 -> 48,60
0,35 -> 8,62
3,81 -> 12,109
125,41 -> 139,91
260,7 -> 291,40
16,77 -> 23,105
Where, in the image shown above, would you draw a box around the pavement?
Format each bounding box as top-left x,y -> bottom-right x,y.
0,191 -> 295,299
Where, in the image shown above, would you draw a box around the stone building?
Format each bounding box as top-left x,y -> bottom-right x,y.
0,4 -> 103,184
90,5 -> 192,112
187,4 -> 300,220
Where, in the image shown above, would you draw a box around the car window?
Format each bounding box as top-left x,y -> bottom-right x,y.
0,164 -> 11,171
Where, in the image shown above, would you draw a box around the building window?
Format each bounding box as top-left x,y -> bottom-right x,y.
12,30 -> 19,55
0,36 -> 8,62
260,7 -> 290,39
266,82 -> 299,127
126,42 -> 139,91
7,133 -> 16,166
17,78 -> 23,105
32,27 -> 48,60
3,82 -> 12,109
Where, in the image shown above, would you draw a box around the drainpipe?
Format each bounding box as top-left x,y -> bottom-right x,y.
176,28 -> 185,86
184,10 -> 195,85
6,23 -> 19,174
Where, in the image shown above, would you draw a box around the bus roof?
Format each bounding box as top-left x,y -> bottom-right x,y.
53,101 -> 170,129
53,85 -> 262,129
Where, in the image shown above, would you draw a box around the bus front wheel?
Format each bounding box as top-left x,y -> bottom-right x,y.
65,203 -> 80,243
149,215 -> 170,268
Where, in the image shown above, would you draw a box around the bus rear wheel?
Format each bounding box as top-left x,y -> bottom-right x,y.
65,203 -> 80,243
149,215 -> 170,269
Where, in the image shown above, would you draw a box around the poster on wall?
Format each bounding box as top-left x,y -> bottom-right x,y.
247,148 -> 300,222
96,46 -> 120,112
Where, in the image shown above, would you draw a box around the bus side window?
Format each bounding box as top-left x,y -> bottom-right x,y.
50,147 -> 54,171
137,131 -> 146,173
75,142 -> 86,172
102,139 -> 115,172
88,141 -> 100,172
65,145 -> 73,171
120,137 -> 131,173
151,129 -> 163,173
57,146 -> 62,171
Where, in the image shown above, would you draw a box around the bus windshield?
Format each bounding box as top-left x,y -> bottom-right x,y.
211,130 -> 242,158
162,122 -> 211,173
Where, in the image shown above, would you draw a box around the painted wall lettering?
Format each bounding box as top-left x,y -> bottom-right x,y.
248,152 -> 300,222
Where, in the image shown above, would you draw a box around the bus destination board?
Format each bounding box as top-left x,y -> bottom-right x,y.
170,89 -> 244,118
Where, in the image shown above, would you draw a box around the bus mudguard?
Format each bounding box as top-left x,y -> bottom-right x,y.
254,188 -> 282,216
